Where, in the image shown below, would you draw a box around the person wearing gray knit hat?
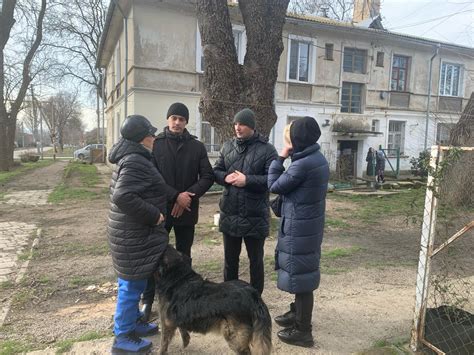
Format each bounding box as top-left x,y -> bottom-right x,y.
233,108 -> 256,130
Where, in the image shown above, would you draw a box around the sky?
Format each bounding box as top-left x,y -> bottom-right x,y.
79,0 -> 474,131
381,0 -> 473,47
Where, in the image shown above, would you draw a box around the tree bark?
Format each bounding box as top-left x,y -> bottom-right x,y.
197,0 -> 289,142
449,92 -> 473,147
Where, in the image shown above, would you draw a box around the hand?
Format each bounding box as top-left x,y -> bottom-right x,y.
157,213 -> 165,224
225,172 -> 238,185
171,202 -> 185,218
280,145 -> 293,158
176,191 -> 195,210
231,170 -> 246,187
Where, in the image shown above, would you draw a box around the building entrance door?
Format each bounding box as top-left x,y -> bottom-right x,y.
337,140 -> 358,180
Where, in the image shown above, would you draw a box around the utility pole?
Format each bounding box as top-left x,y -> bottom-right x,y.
30,85 -> 40,154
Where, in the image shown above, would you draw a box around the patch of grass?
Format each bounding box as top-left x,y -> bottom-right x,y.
55,330 -> 111,354
322,247 -> 361,259
194,259 -> 221,276
0,160 -> 54,185
61,242 -> 109,257
0,340 -> 33,355
11,289 -> 33,307
0,280 -> 14,290
48,162 -> 104,203
325,218 -> 350,229
328,189 -> 425,225
264,256 -> 278,281
68,276 -> 97,288
208,184 -> 223,192
17,251 -> 30,262
42,147 -> 75,158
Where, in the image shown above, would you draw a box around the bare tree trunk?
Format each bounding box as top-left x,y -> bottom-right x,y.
0,0 -> 47,171
449,92 -> 473,147
197,0 -> 289,142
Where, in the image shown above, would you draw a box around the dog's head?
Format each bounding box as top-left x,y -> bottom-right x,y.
155,244 -> 191,279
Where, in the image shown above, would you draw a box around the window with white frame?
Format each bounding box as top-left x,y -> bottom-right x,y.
440,62 -> 462,96
196,25 -> 246,72
201,121 -> 221,153
371,119 -> 380,132
436,123 -> 455,144
388,121 -> 405,154
287,35 -> 316,83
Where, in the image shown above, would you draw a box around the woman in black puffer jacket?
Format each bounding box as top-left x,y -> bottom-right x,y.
107,115 -> 169,354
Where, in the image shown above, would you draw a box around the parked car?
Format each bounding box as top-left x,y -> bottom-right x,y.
74,144 -> 105,160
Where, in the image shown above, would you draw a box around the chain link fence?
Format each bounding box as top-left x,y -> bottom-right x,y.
411,146 -> 474,354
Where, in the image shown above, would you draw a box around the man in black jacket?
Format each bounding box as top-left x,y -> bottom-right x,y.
214,108 -> 277,295
141,102 -> 214,320
108,115 -> 169,353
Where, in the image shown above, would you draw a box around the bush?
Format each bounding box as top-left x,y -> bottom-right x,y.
410,150 -> 430,178
19,152 -> 40,163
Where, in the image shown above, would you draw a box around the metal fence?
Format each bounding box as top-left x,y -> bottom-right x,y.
411,146 -> 474,354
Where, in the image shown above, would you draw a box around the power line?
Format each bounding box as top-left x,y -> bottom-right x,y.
387,9 -> 474,31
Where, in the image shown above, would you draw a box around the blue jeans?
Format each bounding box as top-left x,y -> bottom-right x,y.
114,278 -> 147,336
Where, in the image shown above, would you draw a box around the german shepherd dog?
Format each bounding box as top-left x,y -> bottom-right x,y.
154,245 -> 272,355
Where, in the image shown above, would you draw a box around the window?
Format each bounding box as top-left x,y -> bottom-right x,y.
114,42 -> 121,88
196,26 -> 245,72
391,55 -> 409,91
376,51 -> 384,67
436,123 -> 455,144
371,119 -> 380,132
343,47 -> 366,73
287,35 -> 316,83
388,121 -> 405,154
325,43 -> 334,60
440,62 -> 462,96
341,82 -> 363,113
201,121 -> 221,153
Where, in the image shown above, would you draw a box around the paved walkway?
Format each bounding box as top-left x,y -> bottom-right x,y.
3,189 -> 53,206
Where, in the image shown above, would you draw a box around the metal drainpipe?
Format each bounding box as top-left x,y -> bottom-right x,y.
424,44 -> 440,150
112,0 -> 128,119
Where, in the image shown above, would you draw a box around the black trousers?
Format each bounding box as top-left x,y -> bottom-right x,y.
223,233 -> 265,295
142,221 -> 195,304
295,292 -> 314,331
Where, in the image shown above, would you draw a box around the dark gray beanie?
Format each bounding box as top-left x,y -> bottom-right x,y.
167,102 -> 189,123
233,108 -> 256,130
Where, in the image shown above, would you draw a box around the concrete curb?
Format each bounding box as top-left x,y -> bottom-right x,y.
0,227 -> 42,327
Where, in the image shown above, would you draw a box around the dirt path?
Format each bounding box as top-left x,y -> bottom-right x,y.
0,165 -> 421,354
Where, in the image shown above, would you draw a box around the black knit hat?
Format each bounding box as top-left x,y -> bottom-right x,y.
233,108 -> 256,130
121,115 -> 157,143
290,116 -> 321,153
167,102 -> 189,123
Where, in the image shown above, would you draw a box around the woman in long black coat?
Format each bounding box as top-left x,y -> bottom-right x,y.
268,116 -> 329,348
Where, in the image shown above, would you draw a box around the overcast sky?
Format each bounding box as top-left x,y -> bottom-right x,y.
381,0 -> 473,47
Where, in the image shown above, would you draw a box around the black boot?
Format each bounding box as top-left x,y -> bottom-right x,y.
277,326 -> 314,348
274,302 -> 296,327
140,303 -> 152,323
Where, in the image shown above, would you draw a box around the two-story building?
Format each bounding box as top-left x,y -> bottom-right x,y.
97,0 -> 474,177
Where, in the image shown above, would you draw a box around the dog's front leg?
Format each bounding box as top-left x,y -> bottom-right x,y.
158,301 -> 176,355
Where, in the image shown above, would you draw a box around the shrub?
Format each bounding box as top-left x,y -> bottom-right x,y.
410,150 -> 430,178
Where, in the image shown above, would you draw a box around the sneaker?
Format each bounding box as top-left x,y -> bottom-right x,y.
277,326 -> 314,348
135,320 -> 159,337
111,331 -> 152,353
274,302 -> 296,327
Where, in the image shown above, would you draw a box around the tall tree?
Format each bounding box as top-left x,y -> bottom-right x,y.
0,0 -> 47,170
197,0 -> 290,141
50,0 -> 106,142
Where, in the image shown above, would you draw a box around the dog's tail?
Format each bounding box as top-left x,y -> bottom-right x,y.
249,297 -> 272,355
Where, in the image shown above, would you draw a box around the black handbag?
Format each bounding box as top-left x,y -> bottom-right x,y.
270,195 -> 282,217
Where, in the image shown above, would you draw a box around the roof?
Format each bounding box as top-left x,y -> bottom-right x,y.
285,12 -> 474,52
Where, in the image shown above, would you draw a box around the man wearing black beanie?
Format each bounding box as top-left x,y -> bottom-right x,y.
140,102 -> 214,321
214,108 -> 277,295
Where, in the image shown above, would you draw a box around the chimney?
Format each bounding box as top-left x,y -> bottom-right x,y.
353,0 -> 381,23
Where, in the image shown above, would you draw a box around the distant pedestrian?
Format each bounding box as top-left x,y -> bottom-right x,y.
376,150 -> 386,183
268,117 -> 329,348
107,115 -> 169,353
213,108 -> 277,295
366,147 -> 375,176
